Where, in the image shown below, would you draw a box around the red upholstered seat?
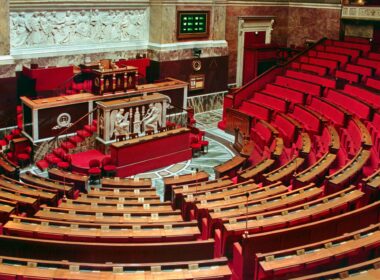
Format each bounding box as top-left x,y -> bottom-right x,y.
200,140 -> 209,154
53,147 -> 66,159
0,139 -> 7,149
17,153 -> 30,168
36,160 -> 49,171
102,156 -> 116,177
77,129 -> 92,138
57,154 -> 71,170
88,159 -> 101,184
57,161 -> 70,170
16,105 -> 22,114
84,124 -> 97,133
45,154 -> 61,166
4,134 -> 13,143
190,141 -> 202,157
11,128 -> 21,136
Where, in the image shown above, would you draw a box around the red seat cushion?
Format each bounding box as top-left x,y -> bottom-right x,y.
36,160 -> 49,171
88,167 -> 101,175
57,161 -> 70,169
17,153 -> 30,161
61,141 -> 76,151
69,135 -> 84,144
191,143 -> 202,149
200,140 -> 209,147
103,165 -> 116,172
0,140 -> 7,147
4,134 -> 13,143
53,148 -> 65,158
77,129 -> 92,138
84,124 -> 97,133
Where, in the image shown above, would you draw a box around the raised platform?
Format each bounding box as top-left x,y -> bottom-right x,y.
70,149 -> 107,175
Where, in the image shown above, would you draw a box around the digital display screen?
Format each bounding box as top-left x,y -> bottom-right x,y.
177,11 -> 209,39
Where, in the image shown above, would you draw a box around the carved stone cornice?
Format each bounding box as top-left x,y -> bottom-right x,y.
342,6 -> 380,21
10,0 -> 149,11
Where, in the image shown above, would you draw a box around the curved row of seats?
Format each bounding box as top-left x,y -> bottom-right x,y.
0,36 -> 378,280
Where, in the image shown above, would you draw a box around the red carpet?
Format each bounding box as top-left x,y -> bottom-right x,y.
71,149 -> 107,174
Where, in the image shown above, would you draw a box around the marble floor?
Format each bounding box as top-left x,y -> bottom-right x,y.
26,109 -> 236,200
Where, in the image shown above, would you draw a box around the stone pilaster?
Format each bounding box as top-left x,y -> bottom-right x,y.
0,0 -> 10,55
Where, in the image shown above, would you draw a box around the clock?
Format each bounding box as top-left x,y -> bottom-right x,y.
192,60 -> 202,71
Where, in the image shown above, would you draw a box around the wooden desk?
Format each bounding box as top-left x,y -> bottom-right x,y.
264,157 -> 305,184
237,158 -> 275,182
353,116 -> 373,149
299,132 -> 311,157
48,168 -> 89,192
214,156 -> 246,179
79,193 -> 160,203
0,255 -> 231,280
272,137 -> 284,158
0,199 -> 17,223
291,256 -> 380,280
4,218 -> 201,243
256,223 -> 380,279
20,171 -> 74,198
237,200 -> 380,279
59,200 -> 174,213
195,182 -> 287,216
36,206 -> 184,224
164,171 -> 209,201
89,186 -> 158,198
207,184 -> 321,239
0,154 -> 19,179
0,175 -> 58,206
172,177 -> 233,209
0,235 -> 216,263
293,152 -> 336,188
327,125 -> 340,153
110,128 -> 192,177
326,148 -> 371,193
101,177 -> 152,188
221,188 -> 363,259
362,168 -> 380,203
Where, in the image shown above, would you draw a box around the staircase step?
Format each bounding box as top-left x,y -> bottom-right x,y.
61,141 -> 76,151
68,135 -> 84,145
77,129 -> 92,138
84,124 -> 97,133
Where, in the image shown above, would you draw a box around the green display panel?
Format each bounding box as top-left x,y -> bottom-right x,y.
177,11 -> 209,39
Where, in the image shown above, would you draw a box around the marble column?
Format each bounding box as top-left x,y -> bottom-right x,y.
0,0 -> 10,55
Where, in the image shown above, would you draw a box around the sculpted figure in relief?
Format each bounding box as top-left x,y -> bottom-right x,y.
142,103 -> 162,133
10,9 -> 147,48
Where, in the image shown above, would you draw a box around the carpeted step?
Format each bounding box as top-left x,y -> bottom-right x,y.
68,135 -> 84,145
52,148 -> 66,159
84,124 -> 97,133
45,153 -> 61,165
76,129 -> 92,139
61,141 -> 76,152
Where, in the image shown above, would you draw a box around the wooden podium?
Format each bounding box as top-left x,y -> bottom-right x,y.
91,67 -> 137,95
110,127 -> 192,177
